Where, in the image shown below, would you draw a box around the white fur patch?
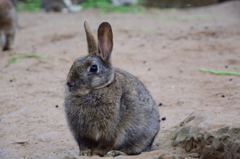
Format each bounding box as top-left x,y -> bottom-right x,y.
96,133 -> 100,141
63,0 -> 72,7
63,0 -> 82,13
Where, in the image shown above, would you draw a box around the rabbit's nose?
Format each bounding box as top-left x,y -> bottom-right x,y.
67,81 -> 75,88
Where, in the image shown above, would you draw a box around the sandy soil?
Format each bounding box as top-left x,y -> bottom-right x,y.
0,1 -> 240,159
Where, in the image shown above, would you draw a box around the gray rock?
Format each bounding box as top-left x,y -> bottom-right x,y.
172,111 -> 240,159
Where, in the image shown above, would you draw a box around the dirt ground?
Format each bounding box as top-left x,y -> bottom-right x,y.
0,1 -> 240,159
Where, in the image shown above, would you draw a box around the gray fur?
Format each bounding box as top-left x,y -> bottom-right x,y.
0,0 -> 17,51
64,21 -> 160,157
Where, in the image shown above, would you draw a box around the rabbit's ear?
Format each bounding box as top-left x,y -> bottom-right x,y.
97,22 -> 113,63
84,21 -> 98,55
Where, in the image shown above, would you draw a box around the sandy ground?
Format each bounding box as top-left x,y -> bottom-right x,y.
0,1 -> 240,159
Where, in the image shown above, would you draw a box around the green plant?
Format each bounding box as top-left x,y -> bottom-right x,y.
9,53 -> 47,64
200,69 -> 240,76
15,0 -> 40,12
80,0 -> 146,14
15,0 -> 146,13
80,0 -> 111,8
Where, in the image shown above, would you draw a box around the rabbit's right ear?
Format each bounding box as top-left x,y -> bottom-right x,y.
97,22 -> 113,64
84,21 -> 98,55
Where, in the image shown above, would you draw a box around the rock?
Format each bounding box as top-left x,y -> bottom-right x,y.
172,111 -> 240,159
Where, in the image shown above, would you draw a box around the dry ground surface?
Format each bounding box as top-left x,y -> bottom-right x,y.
0,1 -> 240,159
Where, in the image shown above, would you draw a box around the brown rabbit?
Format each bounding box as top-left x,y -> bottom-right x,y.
0,0 -> 17,51
64,21 -> 160,157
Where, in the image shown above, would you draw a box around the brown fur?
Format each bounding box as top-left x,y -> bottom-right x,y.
0,0 -> 17,51
64,21 -> 160,157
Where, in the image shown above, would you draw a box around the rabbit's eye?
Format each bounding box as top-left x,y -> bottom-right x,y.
90,64 -> 98,73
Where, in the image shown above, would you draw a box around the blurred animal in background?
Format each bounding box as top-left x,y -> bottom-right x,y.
41,0 -> 82,13
0,0 -> 17,51
10,0 -> 16,5
109,0 -> 137,6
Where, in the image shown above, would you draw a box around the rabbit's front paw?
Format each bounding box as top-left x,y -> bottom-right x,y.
105,150 -> 126,157
79,149 -> 91,156
92,150 -> 107,157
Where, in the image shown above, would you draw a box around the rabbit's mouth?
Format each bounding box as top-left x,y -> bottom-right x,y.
66,84 -> 90,96
76,87 -> 90,95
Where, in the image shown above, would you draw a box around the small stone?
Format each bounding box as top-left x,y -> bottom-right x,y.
162,117 -> 166,121
225,66 -> 228,68
222,95 -> 225,98
148,68 -> 151,71
56,105 -> 58,108
159,103 -> 163,106
9,79 -> 13,82
143,61 -> 146,64
229,79 -> 232,81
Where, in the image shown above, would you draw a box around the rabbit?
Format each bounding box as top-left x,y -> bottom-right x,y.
64,21 -> 160,157
41,0 -> 81,13
0,0 -> 17,51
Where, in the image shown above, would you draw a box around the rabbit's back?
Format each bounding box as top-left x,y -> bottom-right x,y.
0,0 -> 17,51
113,68 -> 160,154
0,0 -> 15,26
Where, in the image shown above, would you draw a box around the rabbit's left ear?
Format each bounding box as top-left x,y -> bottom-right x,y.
84,21 -> 98,55
97,22 -> 113,63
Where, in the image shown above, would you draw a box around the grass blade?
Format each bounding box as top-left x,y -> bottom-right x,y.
200,69 -> 240,76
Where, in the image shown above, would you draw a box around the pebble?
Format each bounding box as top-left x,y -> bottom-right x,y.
159,103 -> 162,106
222,95 -> 225,98
56,105 -> 58,108
162,117 -> 166,121
9,79 -> 13,82
229,79 -> 232,81
225,66 -> 228,68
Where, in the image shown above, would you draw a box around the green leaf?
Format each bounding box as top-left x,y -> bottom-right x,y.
200,69 -> 240,76
8,53 -> 47,64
